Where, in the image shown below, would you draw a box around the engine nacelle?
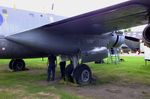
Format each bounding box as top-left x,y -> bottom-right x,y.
108,33 -> 125,48
143,25 -> 150,47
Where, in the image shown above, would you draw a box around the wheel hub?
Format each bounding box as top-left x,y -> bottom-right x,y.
16,62 -> 24,70
81,69 -> 90,82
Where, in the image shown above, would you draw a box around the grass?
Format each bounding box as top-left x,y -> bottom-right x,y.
90,56 -> 150,85
0,56 -> 150,98
0,58 -> 82,99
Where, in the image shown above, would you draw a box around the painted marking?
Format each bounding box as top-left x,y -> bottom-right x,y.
0,14 -> 3,26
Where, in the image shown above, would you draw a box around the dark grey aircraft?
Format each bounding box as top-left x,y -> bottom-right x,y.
0,0 -> 150,85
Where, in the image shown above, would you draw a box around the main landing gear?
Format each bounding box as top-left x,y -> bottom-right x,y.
65,55 -> 92,85
9,59 -> 26,71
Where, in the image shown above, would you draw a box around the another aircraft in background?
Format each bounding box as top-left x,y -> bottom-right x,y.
0,0 -> 150,85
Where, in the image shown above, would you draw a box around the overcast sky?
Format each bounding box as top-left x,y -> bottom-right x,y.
0,0 -> 129,16
0,0 -> 146,31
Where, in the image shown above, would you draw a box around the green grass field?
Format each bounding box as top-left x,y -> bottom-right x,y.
0,56 -> 150,99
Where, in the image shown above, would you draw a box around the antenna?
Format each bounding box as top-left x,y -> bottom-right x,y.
51,3 -> 54,11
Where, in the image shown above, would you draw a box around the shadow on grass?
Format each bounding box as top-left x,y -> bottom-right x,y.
91,74 -> 121,85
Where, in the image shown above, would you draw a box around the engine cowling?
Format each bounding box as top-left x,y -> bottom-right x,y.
143,25 -> 150,47
108,33 -> 125,48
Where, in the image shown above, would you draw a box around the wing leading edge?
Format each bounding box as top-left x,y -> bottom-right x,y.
33,0 -> 150,35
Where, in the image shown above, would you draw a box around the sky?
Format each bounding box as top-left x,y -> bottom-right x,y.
0,0 -> 130,16
0,0 -> 146,31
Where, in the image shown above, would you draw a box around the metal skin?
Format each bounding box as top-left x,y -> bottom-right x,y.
0,0 -> 150,60
1,31 -> 124,59
0,1 -> 150,60
0,6 -> 124,60
0,6 -> 65,59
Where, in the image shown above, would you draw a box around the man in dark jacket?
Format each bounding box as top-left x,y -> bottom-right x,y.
47,55 -> 56,81
59,61 -> 66,80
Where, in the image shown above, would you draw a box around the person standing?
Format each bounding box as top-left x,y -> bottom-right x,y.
47,54 -> 56,82
59,61 -> 66,80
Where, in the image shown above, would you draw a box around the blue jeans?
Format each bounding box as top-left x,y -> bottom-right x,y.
47,65 -> 56,81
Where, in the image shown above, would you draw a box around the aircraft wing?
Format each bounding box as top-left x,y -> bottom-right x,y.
38,0 -> 150,35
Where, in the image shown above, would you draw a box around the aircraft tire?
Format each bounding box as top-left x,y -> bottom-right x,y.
9,59 -> 15,70
12,59 -> 25,71
65,64 -> 74,82
73,64 -> 91,85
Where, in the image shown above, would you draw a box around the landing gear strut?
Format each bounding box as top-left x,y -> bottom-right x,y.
9,59 -> 26,71
65,55 -> 92,85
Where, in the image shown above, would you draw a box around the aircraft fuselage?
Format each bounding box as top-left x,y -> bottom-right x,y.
0,6 -> 124,59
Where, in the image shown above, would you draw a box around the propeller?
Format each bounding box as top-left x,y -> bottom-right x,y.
125,36 -> 140,42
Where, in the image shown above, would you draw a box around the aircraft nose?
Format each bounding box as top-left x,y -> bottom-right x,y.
0,14 -> 3,26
